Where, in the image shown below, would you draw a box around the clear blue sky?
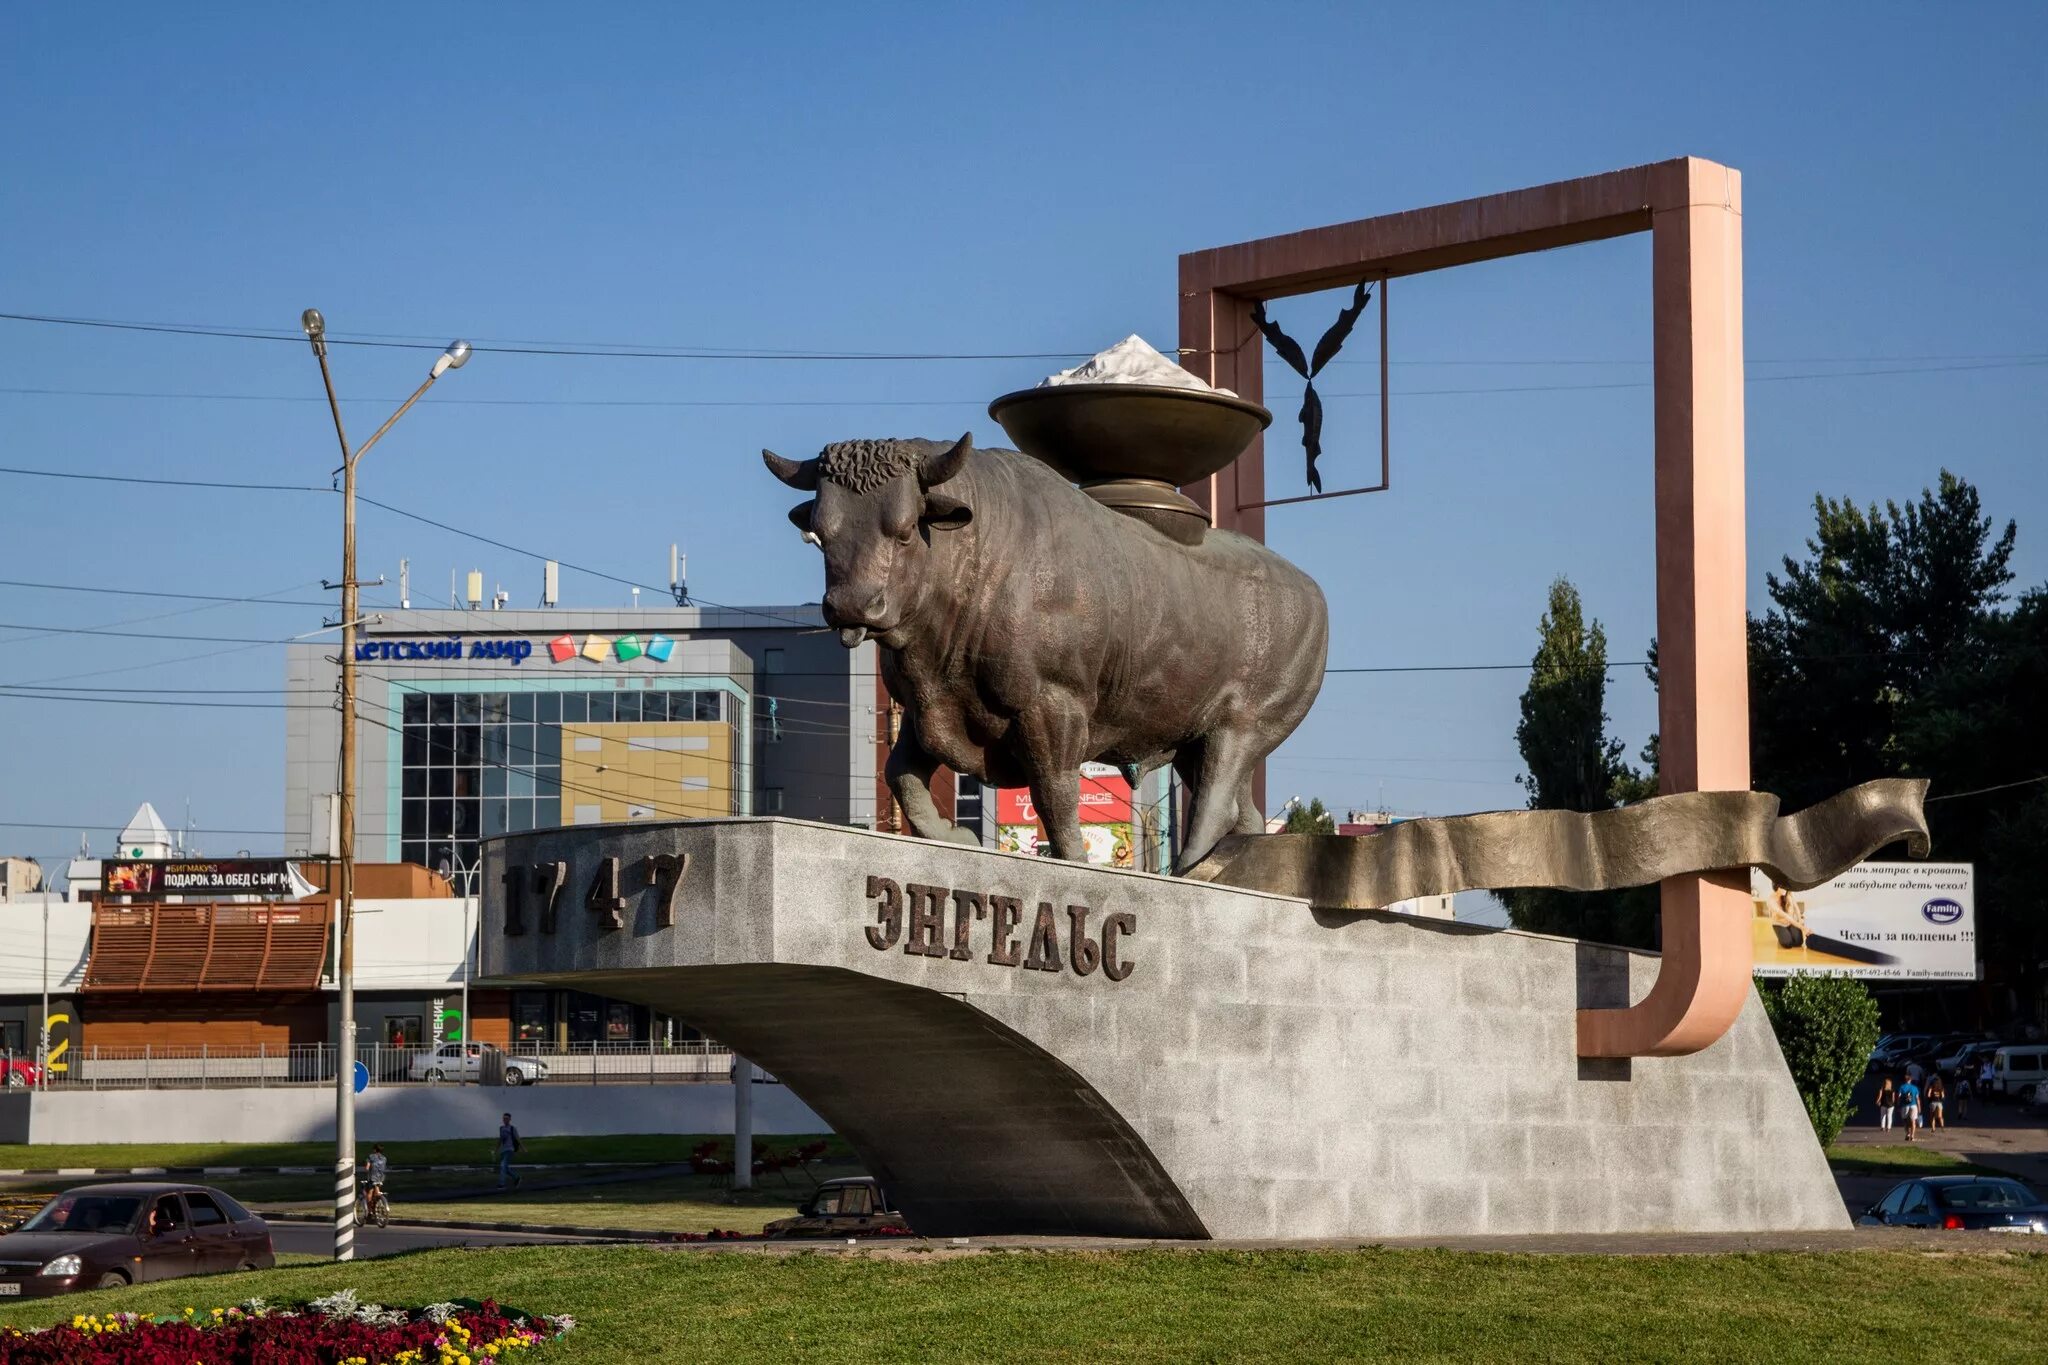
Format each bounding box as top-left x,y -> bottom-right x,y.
2,4 -> 2042,892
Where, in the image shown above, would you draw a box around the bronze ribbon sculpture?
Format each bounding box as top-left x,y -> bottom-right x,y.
1187,778 -> 1930,910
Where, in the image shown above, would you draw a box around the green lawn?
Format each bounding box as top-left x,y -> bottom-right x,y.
0,1133 -> 847,1172
0,1245 -> 2044,1362
1824,1144 -> 2005,1177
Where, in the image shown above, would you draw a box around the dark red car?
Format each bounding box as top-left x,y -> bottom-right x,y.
0,1183 -> 274,1297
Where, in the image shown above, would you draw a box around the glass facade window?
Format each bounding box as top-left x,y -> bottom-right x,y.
395,686 -> 737,873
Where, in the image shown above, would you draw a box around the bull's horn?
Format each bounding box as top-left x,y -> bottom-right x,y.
919,432 -> 972,488
762,449 -> 819,490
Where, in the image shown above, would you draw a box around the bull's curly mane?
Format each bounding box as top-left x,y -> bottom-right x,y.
817,438 -> 924,494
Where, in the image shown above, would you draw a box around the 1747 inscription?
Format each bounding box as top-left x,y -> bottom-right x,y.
862,876 -> 1134,982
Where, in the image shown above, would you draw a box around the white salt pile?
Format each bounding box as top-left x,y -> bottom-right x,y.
1038,334 -> 1236,397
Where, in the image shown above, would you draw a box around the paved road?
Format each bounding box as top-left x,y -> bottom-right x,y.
269,1219 -> 599,1258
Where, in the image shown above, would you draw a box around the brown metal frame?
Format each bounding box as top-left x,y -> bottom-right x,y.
1180,157 -> 1751,1059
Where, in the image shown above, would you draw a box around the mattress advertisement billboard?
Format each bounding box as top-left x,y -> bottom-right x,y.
995,763 -> 1136,868
1750,862 -> 1976,981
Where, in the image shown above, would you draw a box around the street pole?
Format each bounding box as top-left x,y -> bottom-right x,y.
302,310 -> 469,1263
461,864 -> 473,1059
38,901 -> 48,1092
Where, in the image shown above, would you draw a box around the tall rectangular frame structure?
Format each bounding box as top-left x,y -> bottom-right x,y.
1179,157 -> 1748,1058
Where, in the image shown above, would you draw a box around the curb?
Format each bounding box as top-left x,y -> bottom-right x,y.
261,1210 -> 676,1241
0,1161 -> 674,1178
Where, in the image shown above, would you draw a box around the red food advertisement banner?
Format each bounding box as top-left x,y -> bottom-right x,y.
996,764 -> 1132,826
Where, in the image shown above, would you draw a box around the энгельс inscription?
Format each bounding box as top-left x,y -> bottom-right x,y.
862,875 -> 1133,981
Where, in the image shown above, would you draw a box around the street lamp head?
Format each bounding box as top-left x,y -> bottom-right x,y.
301,309 -> 326,340
431,339 -> 472,379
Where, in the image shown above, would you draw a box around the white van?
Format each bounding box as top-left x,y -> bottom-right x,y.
1990,1045 -> 2048,1099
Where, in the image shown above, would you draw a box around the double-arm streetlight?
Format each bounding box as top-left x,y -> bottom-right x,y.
301,310 -> 470,1262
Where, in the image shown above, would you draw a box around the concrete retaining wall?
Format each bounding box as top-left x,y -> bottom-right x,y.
481,817 -> 1847,1240
0,1081 -> 825,1146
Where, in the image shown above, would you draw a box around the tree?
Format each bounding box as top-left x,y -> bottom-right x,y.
1281,797 -> 1336,835
1750,471 -> 2041,987
1497,579 -> 1657,947
1758,974 -> 1882,1146
1751,471 -> 2017,811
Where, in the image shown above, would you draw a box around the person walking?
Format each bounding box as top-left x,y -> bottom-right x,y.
1875,1075 -> 1896,1130
496,1111 -> 523,1189
1898,1075 -> 1921,1143
1926,1073 -> 1947,1130
1955,1069 -> 1973,1123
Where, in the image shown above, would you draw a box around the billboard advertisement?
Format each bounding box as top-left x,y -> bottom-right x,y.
100,859 -> 301,898
1751,862 -> 1975,981
996,764 -> 1135,868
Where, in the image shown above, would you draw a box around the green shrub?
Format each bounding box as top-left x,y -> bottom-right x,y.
1757,975 -> 1882,1146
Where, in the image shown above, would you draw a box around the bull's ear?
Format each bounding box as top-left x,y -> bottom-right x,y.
787,499 -> 817,533
763,449 -> 819,490
921,491 -> 973,531
919,432 -> 972,488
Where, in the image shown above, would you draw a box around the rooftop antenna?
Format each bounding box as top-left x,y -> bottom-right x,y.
630,586 -> 640,609
399,558 -> 411,610
542,561 -> 559,608
492,584 -> 509,611
670,544 -> 689,606
465,570 -> 483,611
449,567 -> 458,609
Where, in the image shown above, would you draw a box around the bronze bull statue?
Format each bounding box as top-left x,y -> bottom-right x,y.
765,434 -> 1328,871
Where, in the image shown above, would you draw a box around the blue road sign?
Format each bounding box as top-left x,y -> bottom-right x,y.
353,1060 -> 369,1094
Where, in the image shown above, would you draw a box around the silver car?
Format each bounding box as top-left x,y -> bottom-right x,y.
406,1042 -> 550,1086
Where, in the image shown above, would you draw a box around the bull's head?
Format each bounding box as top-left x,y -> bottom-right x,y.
763,433 -> 974,648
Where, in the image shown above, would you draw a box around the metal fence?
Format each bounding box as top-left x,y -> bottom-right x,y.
19,1040 -> 741,1091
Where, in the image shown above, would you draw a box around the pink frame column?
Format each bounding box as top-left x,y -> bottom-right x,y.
1178,157 -> 1751,1058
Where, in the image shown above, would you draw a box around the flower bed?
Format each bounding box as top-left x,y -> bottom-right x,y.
0,1291 -> 573,1364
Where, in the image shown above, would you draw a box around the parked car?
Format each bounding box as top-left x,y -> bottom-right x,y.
0,1057 -> 42,1089
762,1177 -> 911,1239
1990,1046 -> 2048,1100
407,1042 -> 549,1086
1871,1035 -> 1933,1068
1857,1176 -> 2048,1233
1896,1033 -> 1984,1072
0,1182 -> 274,1297
1936,1040 -> 2005,1077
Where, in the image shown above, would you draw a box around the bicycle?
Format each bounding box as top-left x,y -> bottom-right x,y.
356,1184 -> 390,1228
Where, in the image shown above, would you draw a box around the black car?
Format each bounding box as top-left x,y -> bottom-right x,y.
1857,1176 -> 2048,1234
761,1177 -> 912,1239
0,1182 -> 275,1297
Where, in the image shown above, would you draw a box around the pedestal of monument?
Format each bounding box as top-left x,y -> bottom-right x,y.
480,818 -> 1846,1240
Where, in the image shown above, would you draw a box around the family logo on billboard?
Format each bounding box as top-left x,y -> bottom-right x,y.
355,638 -> 534,664
1921,897 -> 1965,925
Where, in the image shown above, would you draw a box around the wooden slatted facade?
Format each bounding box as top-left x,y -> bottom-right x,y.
83,901 -> 333,992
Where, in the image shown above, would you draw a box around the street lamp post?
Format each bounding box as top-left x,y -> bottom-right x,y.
302,310 -> 469,1262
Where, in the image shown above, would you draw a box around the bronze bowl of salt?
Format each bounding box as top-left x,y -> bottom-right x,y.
988,379 -> 1270,545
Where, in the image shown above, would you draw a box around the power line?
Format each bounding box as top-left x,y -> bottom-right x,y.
0,579 -> 338,608
0,819 -> 289,836
1925,774 -> 2048,803
5,357 -> 2045,410
0,311 -> 1092,362
5,307 -> 2042,369
0,620 -> 301,645
0,464 -> 328,493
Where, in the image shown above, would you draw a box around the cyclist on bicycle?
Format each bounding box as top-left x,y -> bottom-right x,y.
361,1144 -> 389,1206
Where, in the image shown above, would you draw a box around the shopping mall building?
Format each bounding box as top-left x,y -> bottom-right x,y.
283,601 -> 881,873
